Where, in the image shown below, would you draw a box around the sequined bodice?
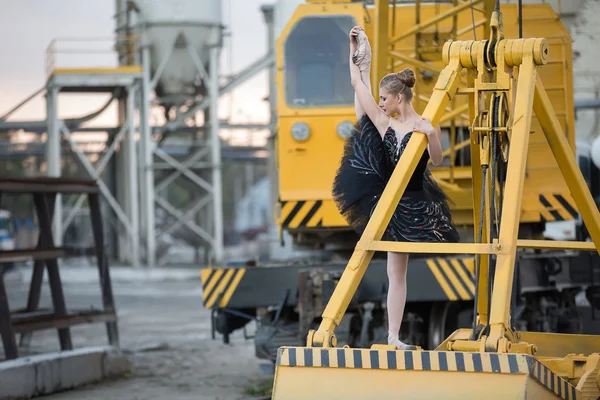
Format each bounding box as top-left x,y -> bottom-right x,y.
383,127 -> 429,191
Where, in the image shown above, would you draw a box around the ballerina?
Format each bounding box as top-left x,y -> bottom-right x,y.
332,26 -> 460,350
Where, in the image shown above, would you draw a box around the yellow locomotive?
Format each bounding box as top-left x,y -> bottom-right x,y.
274,0 -> 577,250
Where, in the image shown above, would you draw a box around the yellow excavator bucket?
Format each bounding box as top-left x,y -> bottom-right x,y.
272,347 -> 578,400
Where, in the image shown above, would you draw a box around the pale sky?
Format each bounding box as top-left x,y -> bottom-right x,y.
0,0 -> 274,146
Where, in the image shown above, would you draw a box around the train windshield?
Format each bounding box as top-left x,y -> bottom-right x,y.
284,15 -> 356,108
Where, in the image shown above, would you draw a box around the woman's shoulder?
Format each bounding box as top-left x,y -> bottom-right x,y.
357,113 -> 389,135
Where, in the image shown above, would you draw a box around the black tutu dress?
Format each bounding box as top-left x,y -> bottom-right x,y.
332,114 -> 460,243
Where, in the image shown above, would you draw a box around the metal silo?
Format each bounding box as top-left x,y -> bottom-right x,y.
115,0 -> 225,266
116,0 -> 223,104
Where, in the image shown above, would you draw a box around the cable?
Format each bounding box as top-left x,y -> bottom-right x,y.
518,0 -> 523,38
500,160 -> 507,219
469,0 -> 477,41
471,164 -> 488,340
0,87 -> 45,121
491,95 -> 501,238
471,94 -> 502,340
484,94 -> 502,336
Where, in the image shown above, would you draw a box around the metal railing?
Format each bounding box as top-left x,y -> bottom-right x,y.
45,35 -> 139,76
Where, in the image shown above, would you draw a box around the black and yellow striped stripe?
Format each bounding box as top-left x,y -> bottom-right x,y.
201,267 -> 246,308
279,200 -> 323,229
276,347 -> 579,400
539,193 -> 579,222
277,347 -> 529,373
426,257 -> 475,301
531,356 -> 579,400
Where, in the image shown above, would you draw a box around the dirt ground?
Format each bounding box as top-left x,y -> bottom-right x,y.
3,269 -> 273,400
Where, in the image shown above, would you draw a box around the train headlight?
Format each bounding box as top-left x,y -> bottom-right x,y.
291,122 -> 310,142
337,121 -> 354,139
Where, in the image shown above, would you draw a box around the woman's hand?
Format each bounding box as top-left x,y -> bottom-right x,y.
414,117 -> 444,165
412,117 -> 436,137
349,25 -> 363,54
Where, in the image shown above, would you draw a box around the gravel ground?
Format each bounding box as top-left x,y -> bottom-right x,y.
2,268 -> 273,400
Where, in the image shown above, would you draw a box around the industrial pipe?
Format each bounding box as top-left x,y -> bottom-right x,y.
575,98 -> 600,110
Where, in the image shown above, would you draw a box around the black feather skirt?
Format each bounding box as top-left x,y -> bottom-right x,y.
332,114 -> 460,244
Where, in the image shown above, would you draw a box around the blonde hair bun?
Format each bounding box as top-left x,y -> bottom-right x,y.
396,68 -> 416,88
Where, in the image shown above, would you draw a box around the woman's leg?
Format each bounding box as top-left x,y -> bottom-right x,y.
354,67 -> 372,119
386,252 -> 416,349
353,32 -> 372,119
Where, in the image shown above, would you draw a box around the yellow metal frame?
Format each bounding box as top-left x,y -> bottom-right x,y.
270,3 -> 600,397
372,0 -> 575,229
273,4 -> 600,400
50,66 -> 142,75
306,8 -> 600,353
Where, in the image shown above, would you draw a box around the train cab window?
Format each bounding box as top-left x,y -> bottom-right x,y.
284,15 -> 356,108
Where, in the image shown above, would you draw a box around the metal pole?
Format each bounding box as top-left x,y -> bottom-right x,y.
262,4 -> 279,259
127,86 -> 140,267
45,85 -> 62,246
136,90 -> 146,252
265,3 -> 276,183
116,98 -> 127,263
372,0 -> 389,91
140,41 -> 156,267
209,45 -> 224,264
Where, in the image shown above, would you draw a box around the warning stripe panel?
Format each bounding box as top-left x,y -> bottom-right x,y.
279,200 -> 323,229
538,193 -> 578,222
276,347 -> 530,373
201,267 -> 246,308
531,356 -> 579,400
276,348 -> 579,400
201,257 -> 476,306
426,257 -> 475,301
